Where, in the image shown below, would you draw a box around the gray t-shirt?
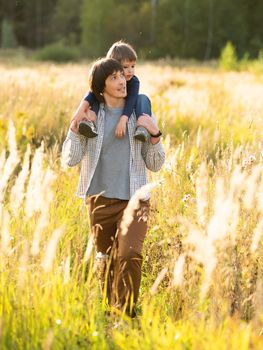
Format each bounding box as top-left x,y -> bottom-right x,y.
87,106 -> 130,200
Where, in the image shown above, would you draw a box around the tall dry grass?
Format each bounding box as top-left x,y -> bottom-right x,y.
0,60 -> 263,349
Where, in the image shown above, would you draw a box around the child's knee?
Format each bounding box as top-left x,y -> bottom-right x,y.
136,94 -> 151,117
137,94 -> 150,106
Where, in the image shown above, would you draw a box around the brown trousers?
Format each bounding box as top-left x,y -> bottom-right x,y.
87,195 -> 149,315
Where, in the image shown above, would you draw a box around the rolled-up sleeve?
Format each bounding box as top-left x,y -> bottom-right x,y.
62,129 -> 87,167
141,140 -> 165,172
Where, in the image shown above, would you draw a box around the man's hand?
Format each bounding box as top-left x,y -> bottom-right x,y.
115,115 -> 128,138
70,100 -> 97,133
137,113 -> 161,144
71,100 -> 90,123
83,109 -> 97,123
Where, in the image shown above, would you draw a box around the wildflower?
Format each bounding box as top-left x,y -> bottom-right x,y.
182,194 -> 190,203
249,155 -> 256,164
174,332 -> 180,340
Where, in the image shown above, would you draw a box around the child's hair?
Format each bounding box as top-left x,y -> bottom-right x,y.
106,40 -> 137,63
89,57 -> 124,103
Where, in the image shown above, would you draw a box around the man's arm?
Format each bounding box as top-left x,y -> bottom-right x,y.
62,108 -> 96,167
62,128 -> 87,167
71,91 -> 97,122
139,114 -> 165,172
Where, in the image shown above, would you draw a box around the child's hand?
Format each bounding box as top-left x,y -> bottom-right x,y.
115,115 -> 128,138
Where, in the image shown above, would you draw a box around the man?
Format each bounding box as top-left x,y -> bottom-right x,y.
62,57 -> 165,317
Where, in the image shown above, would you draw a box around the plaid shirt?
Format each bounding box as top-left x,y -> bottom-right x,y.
62,105 -> 165,200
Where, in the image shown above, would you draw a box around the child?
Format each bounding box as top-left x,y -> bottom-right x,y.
77,40 -> 152,142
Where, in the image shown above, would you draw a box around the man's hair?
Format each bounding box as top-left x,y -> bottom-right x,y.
106,40 -> 137,63
89,57 -> 124,103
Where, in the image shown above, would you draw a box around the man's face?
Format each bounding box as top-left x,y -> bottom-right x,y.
104,70 -> 127,99
121,60 -> 136,81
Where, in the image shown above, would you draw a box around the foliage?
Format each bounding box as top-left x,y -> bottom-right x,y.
1,0 -> 263,59
219,42 -> 238,71
35,41 -> 81,62
1,18 -> 17,48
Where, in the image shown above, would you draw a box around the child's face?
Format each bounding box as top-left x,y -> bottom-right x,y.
121,60 -> 136,81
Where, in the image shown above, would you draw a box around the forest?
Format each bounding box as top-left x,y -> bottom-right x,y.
1,0 -> 263,59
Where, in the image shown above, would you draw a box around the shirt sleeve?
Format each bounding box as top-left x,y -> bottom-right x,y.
84,91 -> 97,105
123,76 -> 140,118
62,129 -> 87,167
141,115 -> 165,172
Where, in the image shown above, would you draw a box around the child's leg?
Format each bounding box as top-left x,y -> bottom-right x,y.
135,94 -> 152,117
78,100 -> 99,138
134,94 -> 151,142
90,100 -> 100,116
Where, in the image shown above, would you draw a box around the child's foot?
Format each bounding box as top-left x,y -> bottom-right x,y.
78,120 -> 98,138
134,126 -> 149,142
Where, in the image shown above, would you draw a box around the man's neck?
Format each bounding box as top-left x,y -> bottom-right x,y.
104,97 -> 125,109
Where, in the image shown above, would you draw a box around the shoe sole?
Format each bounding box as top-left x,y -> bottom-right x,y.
134,133 -> 147,142
78,123 -> 98,138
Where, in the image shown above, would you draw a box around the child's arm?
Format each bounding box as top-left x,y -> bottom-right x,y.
84,91 -> 97,106
115,76 -> 140,138
71,91 -> 98,125
71,99 -> 90,123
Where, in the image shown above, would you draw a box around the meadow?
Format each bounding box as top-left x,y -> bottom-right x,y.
0,57 -> 263,349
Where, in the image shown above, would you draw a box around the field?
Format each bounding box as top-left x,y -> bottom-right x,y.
0,58 -> 263,349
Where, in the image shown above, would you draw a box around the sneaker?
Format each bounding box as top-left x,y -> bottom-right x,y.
134,126 -> 149,142
78,120 -> 98,138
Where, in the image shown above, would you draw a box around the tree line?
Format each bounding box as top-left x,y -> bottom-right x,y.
1,0 -> 263,59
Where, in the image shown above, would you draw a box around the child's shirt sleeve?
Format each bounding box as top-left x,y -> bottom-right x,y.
84,91 -> 97,105
123,75 -> 140,118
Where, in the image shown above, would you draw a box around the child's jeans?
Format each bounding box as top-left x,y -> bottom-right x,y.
135,94 -> 152,119
91,94 -> 152,119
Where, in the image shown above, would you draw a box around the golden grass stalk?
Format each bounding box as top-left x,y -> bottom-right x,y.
83,234 -> 94,263
250,218 -> 263,253
196,162 -> 208,227
120,181 -> 161,236
41,227 -> 64,272
0,121 -> 19,202
172,255 -> 185,287
10,144 -> 31,214
1,209 -> 11,255
150,267 -> 168,295
63,254 -> 71,284
25,142 -> 45,218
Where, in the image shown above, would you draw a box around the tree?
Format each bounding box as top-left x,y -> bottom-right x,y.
51,0 -> 82,44
1,18 -> 17,48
